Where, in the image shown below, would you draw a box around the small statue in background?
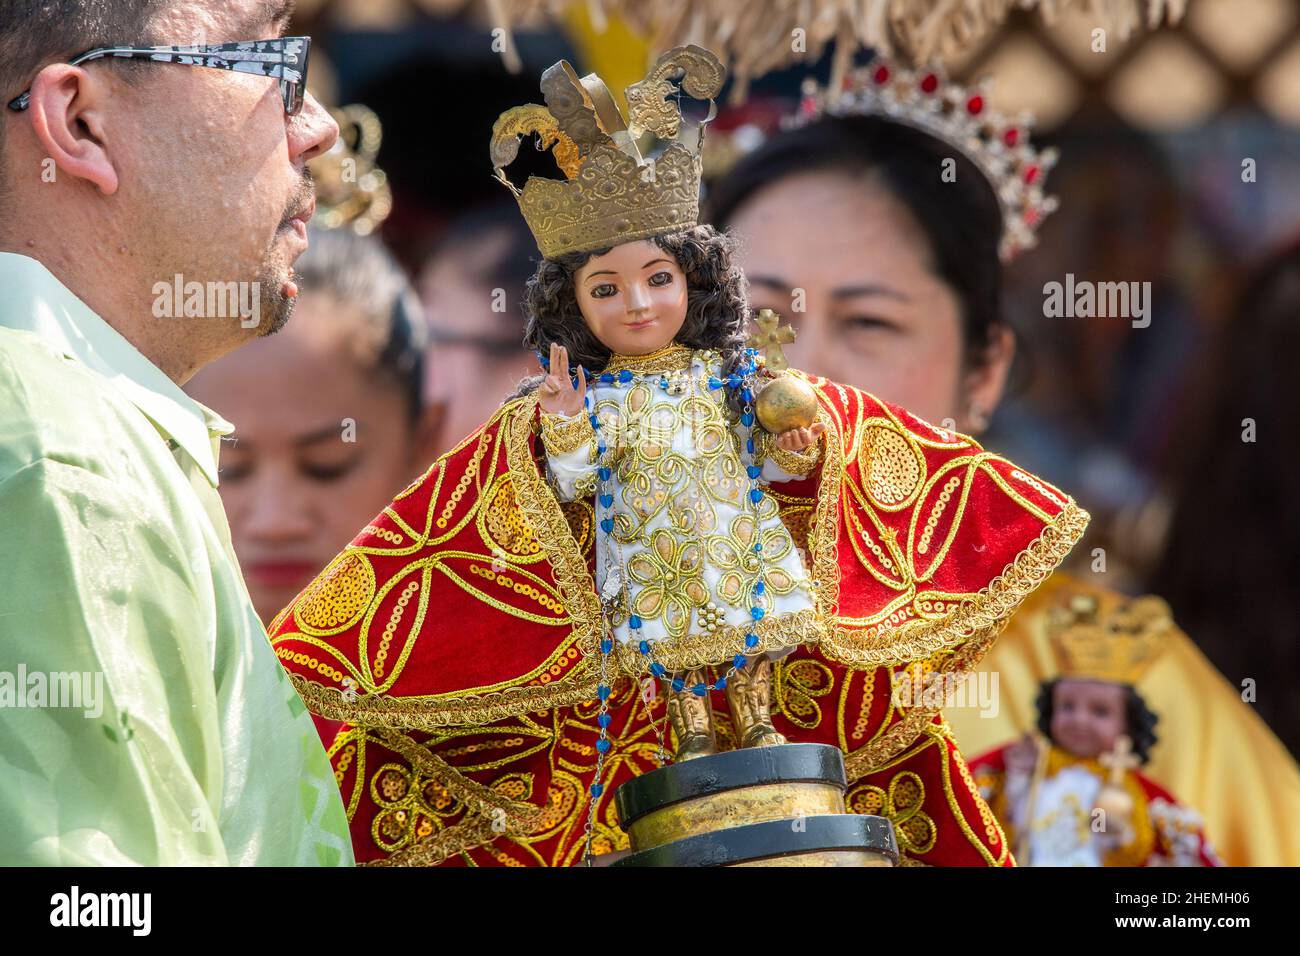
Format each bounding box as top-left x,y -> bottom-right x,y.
970,595 -> 1221,866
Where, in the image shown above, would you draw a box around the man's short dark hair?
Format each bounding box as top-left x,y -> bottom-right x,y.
0,2 -> 168,197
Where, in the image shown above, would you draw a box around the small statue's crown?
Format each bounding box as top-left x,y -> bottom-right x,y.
789,58 -> 1059,262
1049,594 -> 1173,687
491,45 -> 726,259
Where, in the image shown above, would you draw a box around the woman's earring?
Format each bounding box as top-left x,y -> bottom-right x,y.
967,404 -> 990,433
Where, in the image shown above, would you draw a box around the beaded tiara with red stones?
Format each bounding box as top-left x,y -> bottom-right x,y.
787,58 -> 1059,262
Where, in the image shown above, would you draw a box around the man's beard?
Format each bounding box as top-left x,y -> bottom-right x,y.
255,262 -> 298,337
253,172 -> 315,336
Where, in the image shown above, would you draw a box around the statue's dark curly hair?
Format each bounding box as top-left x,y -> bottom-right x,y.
507,223 -> 752,416
1035,678 -> 1160,765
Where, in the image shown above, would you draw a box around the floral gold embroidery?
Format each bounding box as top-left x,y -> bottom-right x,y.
774,656 -> 834,730
845,769 -> 936,855
627,528 -> 709,638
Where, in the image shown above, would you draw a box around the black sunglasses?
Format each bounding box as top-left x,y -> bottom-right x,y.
7,36 -> 310,115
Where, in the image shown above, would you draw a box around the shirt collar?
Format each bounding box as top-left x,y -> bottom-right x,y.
0,252 -> 232,486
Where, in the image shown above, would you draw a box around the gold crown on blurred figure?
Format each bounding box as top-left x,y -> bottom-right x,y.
490,45 -> 726,259
787,58 -> 1059,262
309,104 -> 393,235
1049,594 -> 1174,687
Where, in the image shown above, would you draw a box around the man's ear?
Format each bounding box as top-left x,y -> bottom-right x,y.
25,64 -> 119,195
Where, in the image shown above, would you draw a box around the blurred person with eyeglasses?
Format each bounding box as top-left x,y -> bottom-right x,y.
0,1 -> 348,865
418,201 -> 543,457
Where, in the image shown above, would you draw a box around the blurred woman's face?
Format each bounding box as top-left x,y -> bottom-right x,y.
725,169 -> 1010,430
188,293 -> 423,624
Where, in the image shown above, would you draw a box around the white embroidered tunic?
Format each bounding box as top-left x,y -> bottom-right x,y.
539,344 -> 818,650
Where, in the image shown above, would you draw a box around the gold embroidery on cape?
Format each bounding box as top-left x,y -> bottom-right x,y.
478,471 -> 547,563
846,769 -> 937,855
858,421 -> 926,510
774,656 -> 835,730
560,499 -> 595,552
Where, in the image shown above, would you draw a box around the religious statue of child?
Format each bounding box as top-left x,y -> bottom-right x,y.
268,45 -> 1090,866
533,267 -> 831,755
969,595 -> 1221,866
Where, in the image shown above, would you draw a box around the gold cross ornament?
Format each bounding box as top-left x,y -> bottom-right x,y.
747,309 -> 797,372
1099,734 -> 1139,785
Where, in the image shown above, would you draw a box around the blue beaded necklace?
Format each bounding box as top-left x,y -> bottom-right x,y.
542,344 -> 776,864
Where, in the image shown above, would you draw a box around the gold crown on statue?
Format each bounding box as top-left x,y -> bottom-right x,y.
788,58 -> 1059,262
1048,594 -> 1173,687
491,45 -> 726,259
309,104 -> 393,235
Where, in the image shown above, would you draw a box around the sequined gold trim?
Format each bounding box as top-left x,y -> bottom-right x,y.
540,409 -> 594,456
807,399 -> 846,647
609,606 -> 826,673
507,395 -> 605,663
288,669 -> 599,730
602,343 -> 695,375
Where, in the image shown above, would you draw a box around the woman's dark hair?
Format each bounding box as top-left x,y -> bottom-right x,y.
295,226 -> 427,422
705,115 -> 1006,367
508,223 -> 751,414
1035,678 -> 1159,766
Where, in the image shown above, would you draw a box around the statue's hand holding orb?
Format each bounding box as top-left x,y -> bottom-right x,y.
773,420 -> 825,452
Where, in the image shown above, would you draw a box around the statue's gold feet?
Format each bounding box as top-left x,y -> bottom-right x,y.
739,724 -> 788,748
675,732 -> 719,761
726,655 -> 788,749
666,668 -> 717,761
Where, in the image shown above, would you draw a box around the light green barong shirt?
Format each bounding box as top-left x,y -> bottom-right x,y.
0,252 -> 352,866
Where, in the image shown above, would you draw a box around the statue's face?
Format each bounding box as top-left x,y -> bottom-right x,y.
1050,679 -> 1128,760
573,239 -> 689,355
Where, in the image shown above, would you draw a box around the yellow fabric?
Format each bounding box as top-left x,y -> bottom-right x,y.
947,572 -> 1300,866
561,3 -> 650,104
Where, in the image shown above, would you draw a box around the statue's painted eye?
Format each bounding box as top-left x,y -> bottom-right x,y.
649,271 -> 673,286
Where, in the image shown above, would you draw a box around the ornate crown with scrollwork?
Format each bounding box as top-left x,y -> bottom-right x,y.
1049,594 -> 1173,686
490,45 -> 726,259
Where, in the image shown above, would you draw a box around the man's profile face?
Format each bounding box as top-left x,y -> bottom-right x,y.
110,0 -> 337,340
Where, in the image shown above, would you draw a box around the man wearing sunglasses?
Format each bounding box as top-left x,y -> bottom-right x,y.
0,1 -> 350,865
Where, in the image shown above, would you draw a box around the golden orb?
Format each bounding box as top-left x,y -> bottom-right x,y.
1093,784 -> 1135,826
755,373 -> 819,434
